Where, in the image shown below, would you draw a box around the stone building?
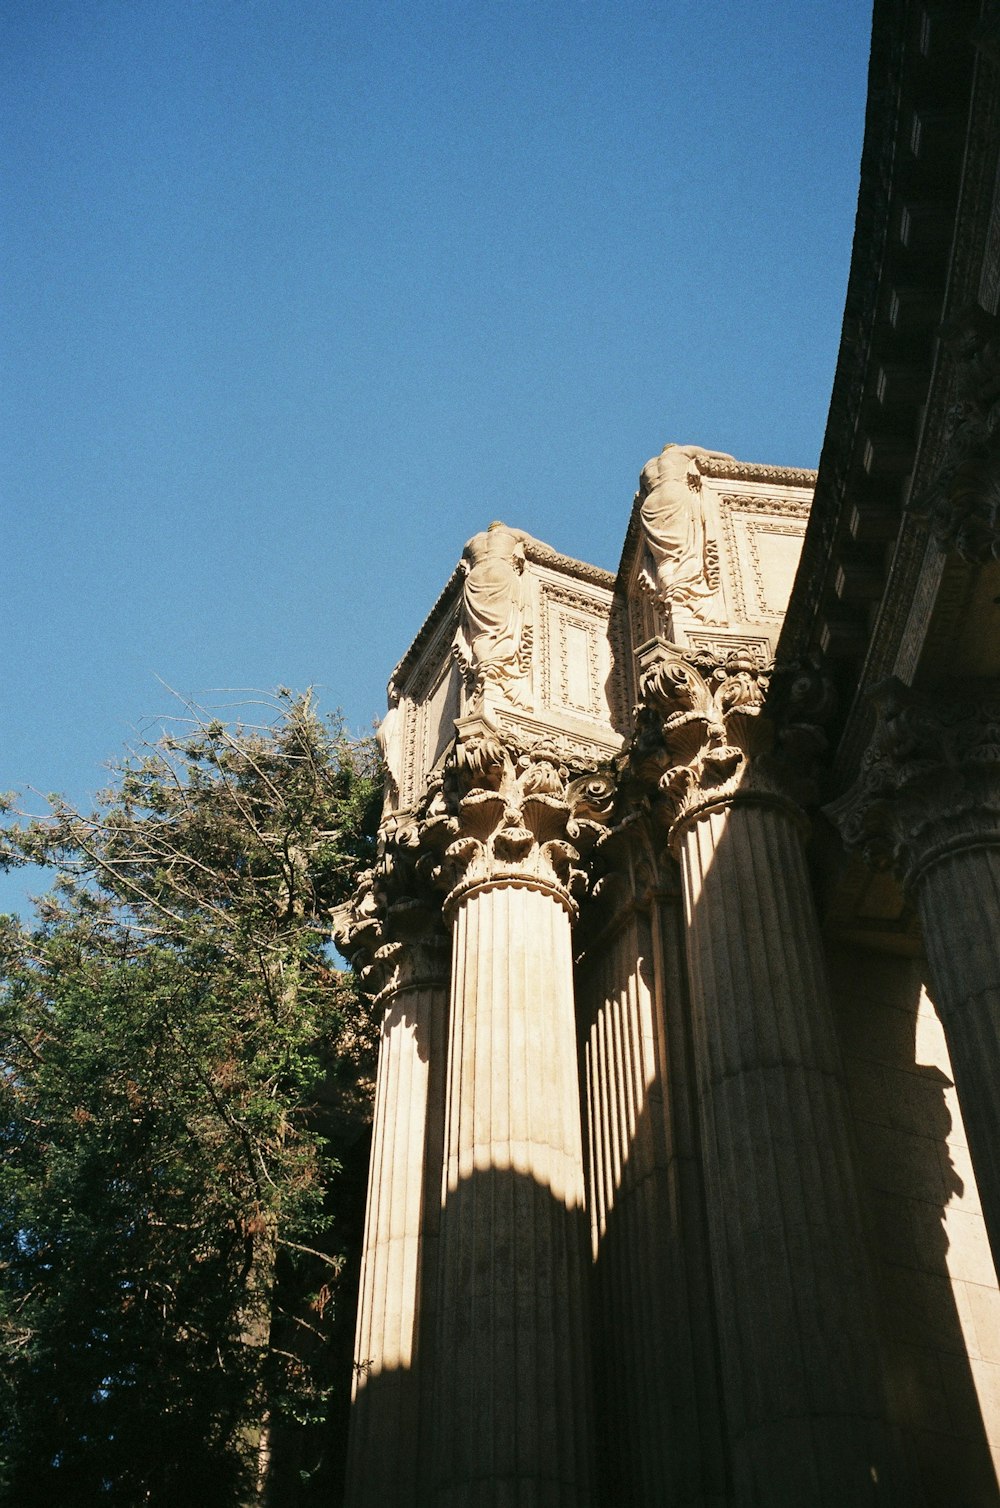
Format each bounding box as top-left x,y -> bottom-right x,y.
335,2 -> 1000,1502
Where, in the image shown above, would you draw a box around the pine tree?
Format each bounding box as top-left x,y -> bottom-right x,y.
0,691 -> 381,1506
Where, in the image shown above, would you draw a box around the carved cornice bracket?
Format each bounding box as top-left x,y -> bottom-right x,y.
633,640 -> 833,851
828,676 -> 1000,889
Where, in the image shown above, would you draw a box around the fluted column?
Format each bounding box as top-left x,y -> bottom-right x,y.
578,825 -> 725,1506
638,645 -> 915,1506
833,676 -> 1000,1270
427,721 -> 609,1507
335,853 -> 451,1508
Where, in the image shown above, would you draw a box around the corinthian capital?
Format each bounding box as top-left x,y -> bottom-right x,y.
634,641 -> 833,846
332,812 -> 450,1003
829,677 -> 1000,888
425,715 -> 616,916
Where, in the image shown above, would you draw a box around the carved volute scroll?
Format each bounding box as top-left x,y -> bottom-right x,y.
915,309 -> 1000,564
636,444 -> 732,623
420,715 -> 616,919
829,675 -> 1000,889
453,521 -> 534,709
633,641 -> 834,852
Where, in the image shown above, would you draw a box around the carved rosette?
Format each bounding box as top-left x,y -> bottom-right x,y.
423,716 -> 615,919
829,676 -> 1000,889
634,643 -> 832,851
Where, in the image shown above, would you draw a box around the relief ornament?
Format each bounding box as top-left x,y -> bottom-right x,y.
637,444 -> 731,623
454,522 -> 534,709
422,717 -> 615,917
635,644 -> 833,849
828,676 -> 1000,888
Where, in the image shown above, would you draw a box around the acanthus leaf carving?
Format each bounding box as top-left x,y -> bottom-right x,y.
574,798 -> 680,953
828,675 -> 1000,887
633,642 -> 834,847
331,797 -> 455,1003
428,718 -> 616,915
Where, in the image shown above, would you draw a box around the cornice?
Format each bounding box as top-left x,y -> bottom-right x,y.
779,0 -> 909,659
390,563 -> 464,695
696,457 -> 818,487
780,0 -> 983,785
521,536 -> 616,590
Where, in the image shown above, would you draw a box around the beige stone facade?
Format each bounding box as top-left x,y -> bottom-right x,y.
336,3 -> 1000,1502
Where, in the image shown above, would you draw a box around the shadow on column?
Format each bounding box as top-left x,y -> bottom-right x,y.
342,1164 -> 595,1507
342,985 -> 448,1508
577,911 -> 729,1508
828,944 -> 1000,1507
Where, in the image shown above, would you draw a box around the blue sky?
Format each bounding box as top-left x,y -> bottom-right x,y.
2,1 -> 871,912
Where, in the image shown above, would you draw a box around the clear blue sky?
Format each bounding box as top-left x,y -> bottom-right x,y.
2,1 -> 871,912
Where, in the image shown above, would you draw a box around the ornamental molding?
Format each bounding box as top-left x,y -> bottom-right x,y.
719,493 -> 810,625
536,579 -> 609,724
697,457 -> 818,488
684,629 -> 774,664
390,566 -> 464,693
633,641 -> 834,850
828,676 -> 1000,889
491,706 -> 623,771
522,537 -> 616,589
716,492 -> 814,517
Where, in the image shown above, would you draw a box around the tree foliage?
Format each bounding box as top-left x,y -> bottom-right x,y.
0,692 -> 381,1506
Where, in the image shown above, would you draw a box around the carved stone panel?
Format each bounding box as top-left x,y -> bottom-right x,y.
538,582 -> 610,724
718,493 -> 811,625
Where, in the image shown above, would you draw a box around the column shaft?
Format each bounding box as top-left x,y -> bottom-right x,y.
433,883 -> 594,1507
678,801 -> 913,1506
582,900 -> 723,1505
345,975 -> 448,1508
917,845 -> 1000,1270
